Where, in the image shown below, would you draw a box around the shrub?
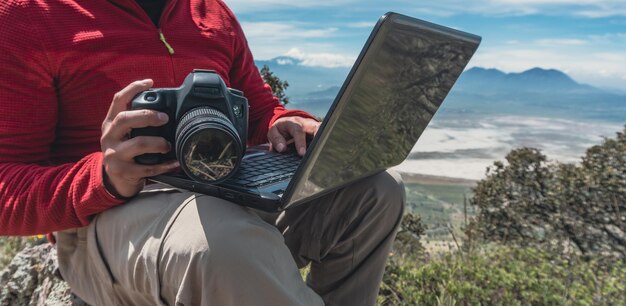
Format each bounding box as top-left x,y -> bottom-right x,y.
378,245 -> 626,306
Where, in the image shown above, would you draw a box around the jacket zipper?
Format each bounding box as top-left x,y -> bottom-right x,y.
159,30 -> 175,55
126,0 -> 178,82
158,1 -> 178,83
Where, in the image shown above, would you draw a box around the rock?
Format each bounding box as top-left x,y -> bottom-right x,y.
0,244 -> 87,306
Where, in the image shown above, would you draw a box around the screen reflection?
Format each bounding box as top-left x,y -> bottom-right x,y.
288,14 -> 481,206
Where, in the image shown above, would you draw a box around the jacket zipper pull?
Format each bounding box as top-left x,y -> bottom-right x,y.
159,30 -> 175,55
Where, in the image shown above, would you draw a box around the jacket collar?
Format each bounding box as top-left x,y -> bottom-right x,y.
105,0 -> 177,23
106,0 -> 174,9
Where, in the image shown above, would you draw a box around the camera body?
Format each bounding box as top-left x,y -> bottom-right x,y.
131,70 -> 248,182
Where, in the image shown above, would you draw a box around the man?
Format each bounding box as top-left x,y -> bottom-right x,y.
0,0 -> 404,305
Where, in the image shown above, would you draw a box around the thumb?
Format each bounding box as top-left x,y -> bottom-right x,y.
105,79 -> 153,122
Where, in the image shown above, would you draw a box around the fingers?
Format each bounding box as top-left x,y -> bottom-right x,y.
267,125 -> 288,152
114,136 -> 171,161
268,120 -> 305,155
103,159 -> 179,198
287,123 -> 307,156
100,79 -> 182,199
105,79 -> 153,122
104,159 -> 179,182
268,117 -> 320,156
103,140 -> 178,198
308,121 -> 321,136
104,109 -> 169,141
101,79 -> 160,146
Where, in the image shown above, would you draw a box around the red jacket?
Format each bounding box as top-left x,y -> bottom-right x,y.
0,0 -> 312,235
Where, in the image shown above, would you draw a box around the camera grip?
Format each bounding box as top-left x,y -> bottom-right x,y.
130,89 -> 171,165
132,126 -> 167,165
134,153 -> 165,165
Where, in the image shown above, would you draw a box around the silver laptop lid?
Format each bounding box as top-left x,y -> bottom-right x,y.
282,12 -> 481,208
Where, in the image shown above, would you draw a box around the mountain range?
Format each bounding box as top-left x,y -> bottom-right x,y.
255,56 -> 626,122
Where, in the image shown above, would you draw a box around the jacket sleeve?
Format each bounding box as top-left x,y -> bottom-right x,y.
225,10 -> 318,146
0,2 -> 123,236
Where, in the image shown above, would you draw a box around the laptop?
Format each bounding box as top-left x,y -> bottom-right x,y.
152,12 -> 482,212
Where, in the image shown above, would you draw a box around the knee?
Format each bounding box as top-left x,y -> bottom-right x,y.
159,199 -> 291,302
160,198 -> 286,269
360,169 -> 406,218
160,198 -> 284,271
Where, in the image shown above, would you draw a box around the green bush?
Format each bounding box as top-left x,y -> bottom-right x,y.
378,245 -> 626,306
0,236 -> 46,270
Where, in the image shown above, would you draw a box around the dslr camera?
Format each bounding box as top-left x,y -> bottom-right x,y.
130,69 -> 249,183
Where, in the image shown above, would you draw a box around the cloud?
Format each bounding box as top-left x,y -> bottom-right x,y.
535,38 -> 588,46
227,0 -> 626,17
224,0 -> 357,13
401,0 -> 626,17
588,33 -> 626,44
240,22 -> 337,39
285,48 -> 355,68
240,22 -> 354,68
240,22 -> 340,59
347,22 -> 376,28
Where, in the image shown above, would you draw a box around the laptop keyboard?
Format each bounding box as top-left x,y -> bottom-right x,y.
227,152 -> 301,188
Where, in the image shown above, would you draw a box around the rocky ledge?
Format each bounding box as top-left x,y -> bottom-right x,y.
0,244 -> 87,306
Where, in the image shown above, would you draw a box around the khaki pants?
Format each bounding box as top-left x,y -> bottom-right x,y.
56,170 -> 404,306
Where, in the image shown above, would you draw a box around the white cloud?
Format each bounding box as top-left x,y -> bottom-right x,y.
240,22 -> 354,68
576,8 -> 626,17
227,0 -> 626,17
588,33 -> 626,44
285,48 -> 355,68
240,22 -> 340,60
401,0 -> 626,17
347,22 -> 376,28
276,58 -> 295,65
240,22 -> 337,39
491,0 -> 626,17
493,0 -> 612,4
224,0 -> 357,13
535,38 -> 588,46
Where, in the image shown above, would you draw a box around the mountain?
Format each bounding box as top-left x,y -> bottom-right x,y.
446,67 -> 625,122
454,67 -> 596,93
254,58 -> 626,122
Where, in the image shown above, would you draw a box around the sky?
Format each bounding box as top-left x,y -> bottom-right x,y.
224,0 -> 626,90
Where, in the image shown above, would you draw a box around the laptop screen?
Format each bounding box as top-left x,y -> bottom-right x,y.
285,13 -> 481,207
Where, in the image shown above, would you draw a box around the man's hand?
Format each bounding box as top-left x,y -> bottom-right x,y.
100,79 -> 179,198
268,116 -> 320,156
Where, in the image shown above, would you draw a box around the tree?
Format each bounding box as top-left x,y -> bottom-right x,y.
393,213 -> 427,259
469,126 -> 626,262
260,65 -> 290,105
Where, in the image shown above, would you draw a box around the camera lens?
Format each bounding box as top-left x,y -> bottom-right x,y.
175,107 -> 243,183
